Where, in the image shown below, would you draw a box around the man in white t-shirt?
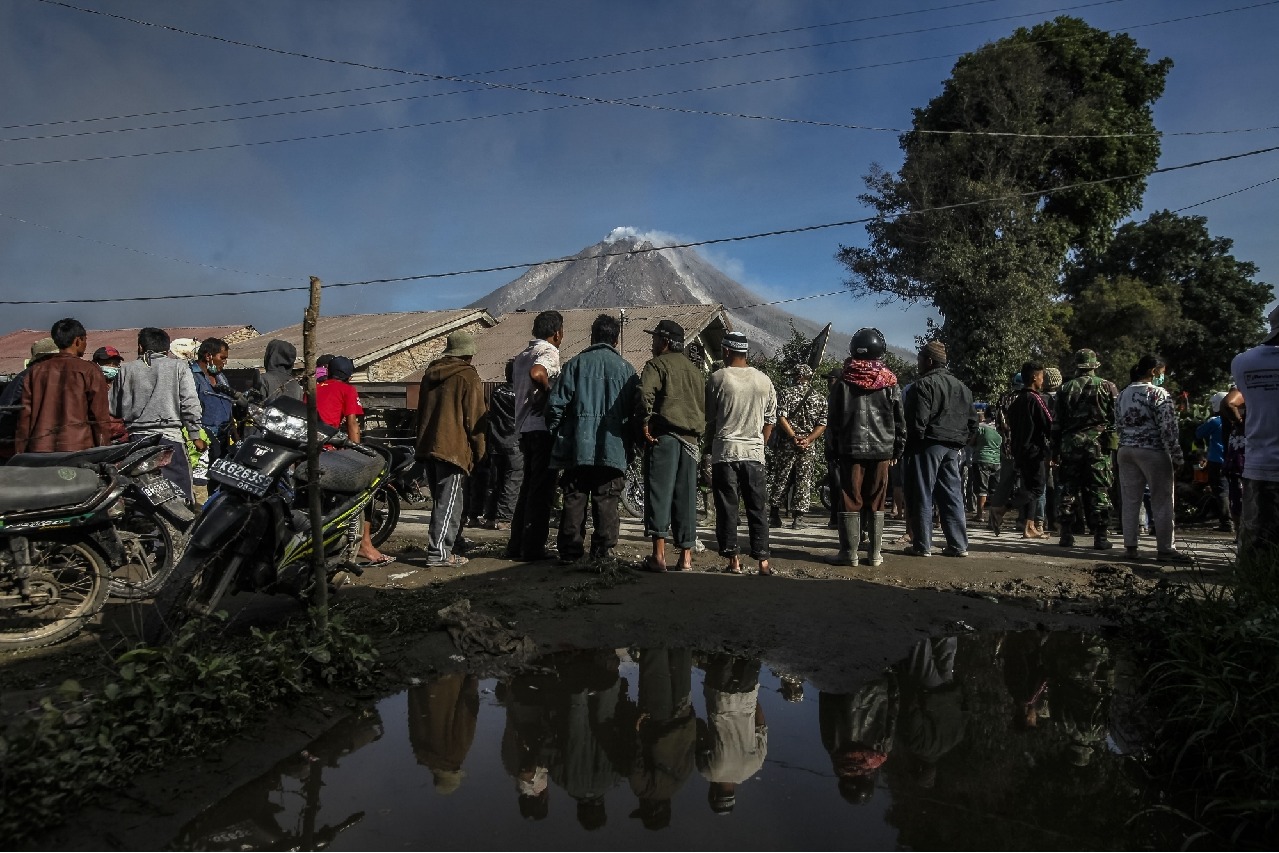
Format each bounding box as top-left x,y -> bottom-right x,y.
704,331 -> 777,575
1230,304 -> 1279,563
505,311 -> 564,561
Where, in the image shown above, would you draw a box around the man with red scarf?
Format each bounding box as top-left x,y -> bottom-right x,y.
825,328 -> 905,566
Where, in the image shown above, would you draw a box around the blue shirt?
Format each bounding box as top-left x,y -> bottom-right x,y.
191,364 -> 233,432
1195,416 -> 1224,464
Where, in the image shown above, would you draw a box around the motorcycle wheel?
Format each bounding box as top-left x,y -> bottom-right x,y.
109,510 -> 188,601
367,487 -> 400,548
141,543 -> 224,644
819,484 -> 833,512
696,489 -> 716,526
621,472 -> 645,520
0,536 -> 110,651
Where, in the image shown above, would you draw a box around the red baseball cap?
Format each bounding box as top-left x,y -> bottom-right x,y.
92,345 -> 122,362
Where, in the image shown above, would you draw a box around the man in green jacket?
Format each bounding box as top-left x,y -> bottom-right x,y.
636,320 -> 705,572
547,314 -> 639,563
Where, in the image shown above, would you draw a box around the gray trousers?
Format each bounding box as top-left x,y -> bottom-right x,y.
425,459 -> 467,562
1117,446 -> 1175,550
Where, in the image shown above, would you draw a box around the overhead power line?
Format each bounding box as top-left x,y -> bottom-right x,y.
0,0 -> 1010,131
3,142 -> 1276,306
1170,175 -> 1279,213
6,51 -> 1279,147
13,0 -> 1279,164
0,211 -> 296,279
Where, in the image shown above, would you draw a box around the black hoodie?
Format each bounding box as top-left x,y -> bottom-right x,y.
259,339 -> 302,402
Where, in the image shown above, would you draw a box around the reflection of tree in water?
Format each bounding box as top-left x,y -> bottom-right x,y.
173,708 -> 382,851
882,632 -> 1144,850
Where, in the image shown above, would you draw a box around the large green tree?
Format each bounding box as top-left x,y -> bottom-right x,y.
838,16 -> 1171,395
1063,211 -> 1272,395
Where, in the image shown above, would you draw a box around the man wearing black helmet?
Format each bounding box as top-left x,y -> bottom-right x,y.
826,328 -> 905,566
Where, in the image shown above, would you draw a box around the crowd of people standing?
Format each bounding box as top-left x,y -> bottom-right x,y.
4,303 -> 1276,576
414,305 -> 1279,574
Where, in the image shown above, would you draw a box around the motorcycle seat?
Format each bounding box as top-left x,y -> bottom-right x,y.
7,441 -> 141,469
295,449 -> 385,494
0,466 -> 104,513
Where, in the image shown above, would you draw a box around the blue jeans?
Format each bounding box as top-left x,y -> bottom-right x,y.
904,442 -> 968,553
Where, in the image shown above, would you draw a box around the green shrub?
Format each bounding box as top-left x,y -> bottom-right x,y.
1123,549 -> 1279,847
0,611 -> 377,841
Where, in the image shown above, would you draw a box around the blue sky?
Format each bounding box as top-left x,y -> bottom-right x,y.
1,0 -> 1276,351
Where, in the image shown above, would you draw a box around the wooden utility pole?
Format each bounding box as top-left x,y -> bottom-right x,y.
302,276 -> 327,627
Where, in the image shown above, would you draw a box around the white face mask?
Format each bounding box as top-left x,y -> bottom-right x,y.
100,365 -> 119,381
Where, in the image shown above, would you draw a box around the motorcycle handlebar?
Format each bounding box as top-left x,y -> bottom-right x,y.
327,433 -> 380,458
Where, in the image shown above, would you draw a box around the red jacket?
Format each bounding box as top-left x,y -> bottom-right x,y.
16,353 -> 113,453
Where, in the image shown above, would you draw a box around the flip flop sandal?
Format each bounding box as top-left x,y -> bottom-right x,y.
359,555 -> 396,568
641,556 -> 667,573
722,564 -> 744,575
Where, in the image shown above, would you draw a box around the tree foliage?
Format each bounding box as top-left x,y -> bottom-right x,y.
838,16 -> 1172,396
1063,211 -> 1273,395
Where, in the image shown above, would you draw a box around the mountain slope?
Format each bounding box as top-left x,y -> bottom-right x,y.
467,228 -> 849,358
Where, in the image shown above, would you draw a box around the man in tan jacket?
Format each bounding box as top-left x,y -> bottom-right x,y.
415,331 -> 487,567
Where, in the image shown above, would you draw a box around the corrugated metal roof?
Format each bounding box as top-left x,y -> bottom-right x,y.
0,325 -> 257,377
408,303 -> 730,383
226,309 -> 495,371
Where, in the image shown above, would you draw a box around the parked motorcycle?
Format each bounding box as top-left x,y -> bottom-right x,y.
8,435 -> 194,600
620,456 -> 716,525
363,439 -> 426,548
0,463 -> 120,649
144,396 -> 389,642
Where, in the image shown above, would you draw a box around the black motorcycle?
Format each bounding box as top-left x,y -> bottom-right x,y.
0,463 -> 123,649
144,396 -> 389,642
364,439 -> 426,548
8,435 -> 193,600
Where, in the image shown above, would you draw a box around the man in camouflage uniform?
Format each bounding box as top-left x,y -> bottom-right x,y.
1052,349 -> 1119,549
768,364 -> 828,528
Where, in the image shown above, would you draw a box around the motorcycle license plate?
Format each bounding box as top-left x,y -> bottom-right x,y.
209,458 -> 272,496
138,476 -> 181,505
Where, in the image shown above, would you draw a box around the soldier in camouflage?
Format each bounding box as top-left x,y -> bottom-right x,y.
768,363 -> 828,528
1052,349 -> 1120,549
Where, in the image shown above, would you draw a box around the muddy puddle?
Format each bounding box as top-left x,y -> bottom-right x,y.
174,632 -> 1150,851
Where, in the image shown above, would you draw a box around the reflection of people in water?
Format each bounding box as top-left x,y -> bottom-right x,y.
997,631 -> 1116,766
998,630 -> 1051,730
696,654 -> 768,815
176,708 -> 382,850
1043,632 -> 1114,767
819,672 -> 898,805
550,649 -> 628,831
502,650 -> 628,829
894,636 -> 964,789
407,673 -> 480,795
627,647 -> 698,831
499,670 -> 555,820
772,667 -> 805,703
